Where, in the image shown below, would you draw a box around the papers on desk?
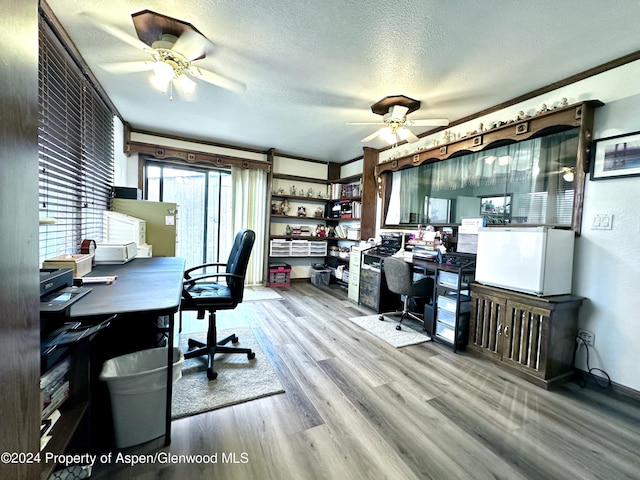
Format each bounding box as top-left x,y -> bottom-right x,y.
79,275 -> 117,285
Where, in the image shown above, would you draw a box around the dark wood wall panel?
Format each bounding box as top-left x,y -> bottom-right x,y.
0,1 -> 40,479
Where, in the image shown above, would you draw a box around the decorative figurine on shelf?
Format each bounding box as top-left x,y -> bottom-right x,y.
290,185 -> 296,195
314,206 -> 324,217
307,187 -> 314,197
316,224 -> 327,237
278,187 -> 285,195
272,203 -> 279,214
285,225 -> 292,236
297,206 -> 306,217
537,103 -> 549,115
280,199 -> 291,215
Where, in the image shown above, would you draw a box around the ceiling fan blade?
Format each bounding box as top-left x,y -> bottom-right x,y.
404,129 -> 420,143
361,130 -> 382,143
409,118 -> 450,127
347,122 -> 387,126
171,29 -> 210,61
89,19 -> 149,53
195,68 -> 246,93
99,61 -> 153,74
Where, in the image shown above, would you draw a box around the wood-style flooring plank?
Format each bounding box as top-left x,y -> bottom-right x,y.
90,283 -> 640,480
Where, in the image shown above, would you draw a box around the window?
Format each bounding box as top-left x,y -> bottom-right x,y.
38,18 -> 114,263
144,159 -> 232,269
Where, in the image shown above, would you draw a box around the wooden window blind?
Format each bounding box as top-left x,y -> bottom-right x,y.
38,17 -> 114,263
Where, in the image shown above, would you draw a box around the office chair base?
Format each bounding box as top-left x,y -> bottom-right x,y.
379,311 -> 424,330
185,333 -> 255,380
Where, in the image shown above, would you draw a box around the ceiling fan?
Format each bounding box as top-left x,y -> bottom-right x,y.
349,95 -> 449,144
94,10 -> 245,99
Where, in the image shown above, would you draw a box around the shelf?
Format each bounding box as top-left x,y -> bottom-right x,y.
272,193 -> 330,202
40,401 -> 89,479
270,235 -> 330,240
273,173 -> 330,184
271,214 -> 328,220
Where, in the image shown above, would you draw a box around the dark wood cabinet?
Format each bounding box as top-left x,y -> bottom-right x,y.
468,283 -> 584,389
358,253 -> 396,313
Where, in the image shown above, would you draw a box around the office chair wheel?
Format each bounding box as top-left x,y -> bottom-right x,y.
207,368 -> 218,380
248,351 -> 256,360
378,315 -> 384,321
231,334 -> 239,344
396,324 -> 402,331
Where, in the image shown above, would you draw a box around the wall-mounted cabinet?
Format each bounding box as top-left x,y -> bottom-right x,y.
375,101 -> 603,234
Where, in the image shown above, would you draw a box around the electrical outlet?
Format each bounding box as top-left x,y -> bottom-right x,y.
577,329 -> 595,346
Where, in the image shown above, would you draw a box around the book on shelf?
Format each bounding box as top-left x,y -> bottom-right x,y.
40,409 -> 62,451
42,380 -> 70,420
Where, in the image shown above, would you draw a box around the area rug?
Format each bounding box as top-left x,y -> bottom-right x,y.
172,327 -> 284,419
243,286 -> 283,301
348,315 -> 431,348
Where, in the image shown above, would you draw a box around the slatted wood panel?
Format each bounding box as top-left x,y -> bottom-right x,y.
468,288 -> 505,360
502,300 -> 551,377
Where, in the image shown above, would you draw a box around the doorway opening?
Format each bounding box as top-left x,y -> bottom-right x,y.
144,159 -> 232,270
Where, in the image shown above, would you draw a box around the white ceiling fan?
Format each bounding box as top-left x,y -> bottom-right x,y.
92,10 -> 246,100
349,95 -> 449,144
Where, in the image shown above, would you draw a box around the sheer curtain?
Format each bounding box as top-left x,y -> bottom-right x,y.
231,166 -> 267,285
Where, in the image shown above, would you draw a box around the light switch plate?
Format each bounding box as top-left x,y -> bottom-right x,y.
592,214 -> 613,230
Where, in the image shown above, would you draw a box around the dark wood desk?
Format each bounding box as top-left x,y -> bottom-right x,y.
360,251 -> 476,351
69,256 -> 185,446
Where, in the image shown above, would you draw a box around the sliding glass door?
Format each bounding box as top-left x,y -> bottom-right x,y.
144,159 -> 232,269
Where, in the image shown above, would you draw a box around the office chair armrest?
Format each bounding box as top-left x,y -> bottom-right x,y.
184,262 -> 227,279
183,272 -> 245,287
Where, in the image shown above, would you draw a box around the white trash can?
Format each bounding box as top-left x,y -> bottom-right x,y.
99,347 -> 184,448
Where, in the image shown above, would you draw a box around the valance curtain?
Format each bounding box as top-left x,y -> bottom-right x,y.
231,166 -> 267,285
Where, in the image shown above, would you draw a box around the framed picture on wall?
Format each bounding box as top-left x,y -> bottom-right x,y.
591,131 -> 640,180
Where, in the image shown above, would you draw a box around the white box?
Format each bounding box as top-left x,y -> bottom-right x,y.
103,211 -> 146,247
94,242 -> 137,264
137,244 -> 153,257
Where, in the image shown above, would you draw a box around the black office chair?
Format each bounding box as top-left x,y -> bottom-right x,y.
379,255 -> 433,331
180,229 -> 256,380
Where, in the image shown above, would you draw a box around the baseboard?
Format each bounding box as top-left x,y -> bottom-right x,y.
574,368 -> 640,403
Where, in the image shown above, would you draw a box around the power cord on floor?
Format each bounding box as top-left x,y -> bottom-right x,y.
574,336 -> 612,389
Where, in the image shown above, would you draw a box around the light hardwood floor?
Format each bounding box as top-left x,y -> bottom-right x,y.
93,282 -> 640,480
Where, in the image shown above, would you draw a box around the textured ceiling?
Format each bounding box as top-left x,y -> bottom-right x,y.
45,0 -> 640,162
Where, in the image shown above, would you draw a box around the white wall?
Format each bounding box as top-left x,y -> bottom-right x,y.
574,95 -> 640,392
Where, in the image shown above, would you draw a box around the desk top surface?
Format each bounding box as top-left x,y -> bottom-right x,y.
69,257 -> 185,318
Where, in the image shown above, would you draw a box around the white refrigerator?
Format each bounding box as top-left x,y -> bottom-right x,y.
475,226 -> 575,296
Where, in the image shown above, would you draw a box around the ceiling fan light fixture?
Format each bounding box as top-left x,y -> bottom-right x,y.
177,73 -> 196,93
562,166 -> 575,182
380,126 -> 397,144
151,60 -> 174,91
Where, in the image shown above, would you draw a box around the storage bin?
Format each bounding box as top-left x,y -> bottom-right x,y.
436,322 -> 455,343
438,294 -> 471,314
269,263 -> 291,287
100,347 -> 184,448
436,308 -> 456,327
438,271 -> 460,288
310,268 -> 331,287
